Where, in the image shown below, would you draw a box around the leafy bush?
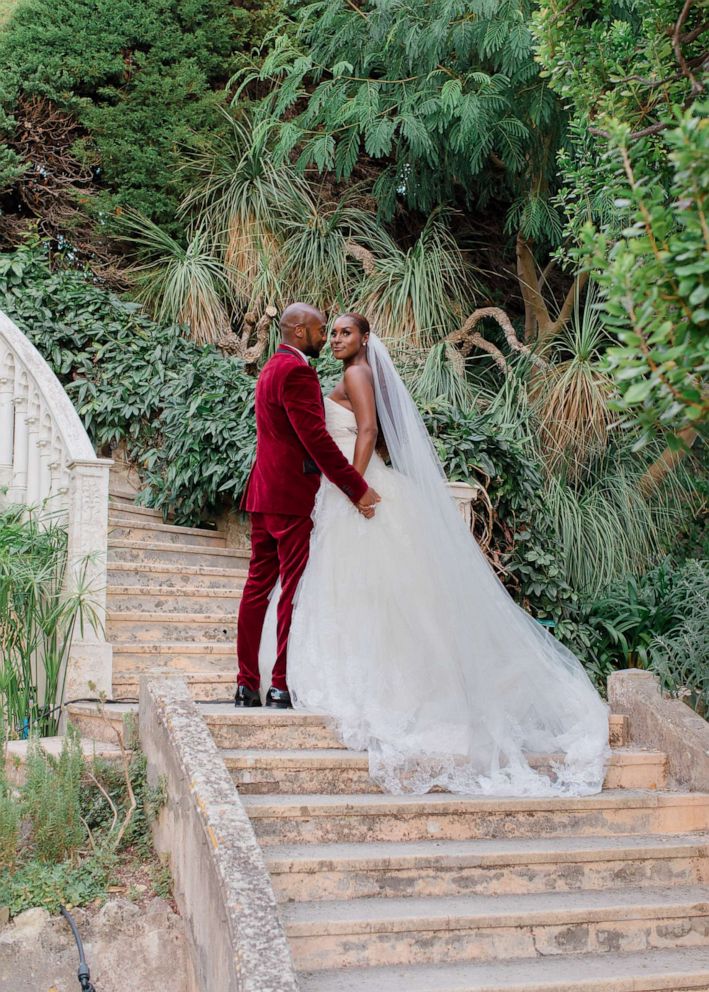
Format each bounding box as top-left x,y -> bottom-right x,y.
0,502 -> 100,737
572,557 -> 709,706
646,559 -> 709,714
0,725 -> 167,915
21,727 -> 84,863
236,0 -> 563,233
140,349 -> 256,524
0,0 -> 279,231
0,241 -> 257,521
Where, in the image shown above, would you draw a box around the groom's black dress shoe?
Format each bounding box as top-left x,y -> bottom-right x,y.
234,685 -> 262,708
265,686 -> 292,709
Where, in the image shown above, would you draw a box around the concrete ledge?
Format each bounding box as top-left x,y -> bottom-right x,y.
139,676 -> 298,992
608,669 -> 709,792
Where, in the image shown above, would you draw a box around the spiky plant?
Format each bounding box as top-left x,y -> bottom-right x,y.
117,211 -> 232,344
180,114 -> 304,309
0,502 -> 100,738
410,340 -> 474,410
276,184 -> 390,312
532,283 -> 614,480
354,212 -> 480,347
542,443 -> 695,599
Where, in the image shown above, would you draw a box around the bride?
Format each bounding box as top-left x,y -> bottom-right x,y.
261,312 -> 610,797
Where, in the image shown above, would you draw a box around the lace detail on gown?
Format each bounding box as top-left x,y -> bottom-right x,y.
260,396 -> 610,797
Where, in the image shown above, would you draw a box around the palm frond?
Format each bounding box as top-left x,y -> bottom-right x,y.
355,212 -> 482,346
532,282 -> 615,479
117,210 -> 231,344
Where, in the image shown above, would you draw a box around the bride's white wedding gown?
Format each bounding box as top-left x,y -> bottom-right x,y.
260,371 -> 610,797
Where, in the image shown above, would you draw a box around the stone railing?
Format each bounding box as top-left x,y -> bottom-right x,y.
0,310 -> 112,699
447,480 -> 481,530
609,669 -> 709,792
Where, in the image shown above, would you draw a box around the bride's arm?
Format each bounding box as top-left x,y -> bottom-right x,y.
345,365 -> 378,476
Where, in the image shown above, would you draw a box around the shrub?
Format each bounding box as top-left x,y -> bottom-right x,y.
0,0 -> 280,233
21,727 -> 85,863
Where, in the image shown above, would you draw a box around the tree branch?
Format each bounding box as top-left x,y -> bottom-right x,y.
447,306 -> 548,372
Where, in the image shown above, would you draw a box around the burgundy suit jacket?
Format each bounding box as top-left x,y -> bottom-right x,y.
240,346 -> 369,517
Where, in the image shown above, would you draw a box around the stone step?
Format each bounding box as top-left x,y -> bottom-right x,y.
108,499 -> 170,523
224,747 -> 667,794
108,490 -> 152,508
205,710 -> 629,752
281,885 -> 709,970
297,946 -> 709,992
205,708 -> 344,750
265,834 -> 709,902
108,519 -> 226,547
107,561 -> 248,589
107,585 -> 243,614
66,701 -> 138,744
106,610 -> 237,642
112,671 -> 235,702
111,642 -> 236,673
5,735 -> 123,786
108,539 -> 250,568
243,791 -> 709,846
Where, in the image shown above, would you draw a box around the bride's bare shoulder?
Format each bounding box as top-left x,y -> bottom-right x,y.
343,363 -> 374,390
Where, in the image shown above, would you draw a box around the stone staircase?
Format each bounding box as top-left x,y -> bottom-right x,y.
63,493 -> 709,991
199,709 -> 709,991
105,493 -> 248,702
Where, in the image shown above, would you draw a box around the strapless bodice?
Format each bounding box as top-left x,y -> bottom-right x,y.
325,396 -> 358,440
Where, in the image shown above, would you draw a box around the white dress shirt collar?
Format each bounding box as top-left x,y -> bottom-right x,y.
279,343 -> 310,364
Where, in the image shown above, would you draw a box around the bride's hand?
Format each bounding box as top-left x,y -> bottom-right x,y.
357,486 -> 381,518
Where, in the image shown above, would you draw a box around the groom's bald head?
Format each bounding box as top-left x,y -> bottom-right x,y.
280,303 -> 328,358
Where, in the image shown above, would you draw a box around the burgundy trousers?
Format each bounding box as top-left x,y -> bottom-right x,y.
236,512 -> 314,692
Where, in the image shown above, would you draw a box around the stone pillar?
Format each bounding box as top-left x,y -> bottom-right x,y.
0,371 -> 14,491
24,395 -> 41,508
446,480 -> 480,530
64,457 -> 114,700
9,392 -> 28,503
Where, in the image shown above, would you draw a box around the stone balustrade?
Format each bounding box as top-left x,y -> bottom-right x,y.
447,479 -> 481,529
0,309 -> 113,700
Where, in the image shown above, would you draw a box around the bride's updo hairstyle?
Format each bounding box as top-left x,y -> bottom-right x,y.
339,312 -> 370,340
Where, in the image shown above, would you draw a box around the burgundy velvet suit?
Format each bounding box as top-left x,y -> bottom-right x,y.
236,346 -> 368,691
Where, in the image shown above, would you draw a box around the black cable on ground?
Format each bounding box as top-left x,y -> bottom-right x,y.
60,905 -> 96,992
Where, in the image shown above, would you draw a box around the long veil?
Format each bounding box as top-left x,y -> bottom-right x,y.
352,333 -> 610,795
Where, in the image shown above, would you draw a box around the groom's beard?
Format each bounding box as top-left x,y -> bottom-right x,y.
302,344 -> 323,359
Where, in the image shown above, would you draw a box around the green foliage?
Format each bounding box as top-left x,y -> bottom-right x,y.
118,211 -> 232,345
579,104 -> 709,438
354,212 -> 481,345
0,502 -> 100,737
235,0 -> 565,232
0,727 -> 168,915
0,242 -> 256,521
140,349 -> 256,524
533,0 -> 708,439
21,727 -> 85,863
80,749 -> 165,857
0,0 -> 279,228
541,447 -> 691,599
575,558 -> 709,709
0,850 -> 113,916
0,728 -> 19,867
647,558 -> 709,713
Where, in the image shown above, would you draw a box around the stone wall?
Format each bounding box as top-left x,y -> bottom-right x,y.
608,669 -> 709,792
139,676 -> 298,992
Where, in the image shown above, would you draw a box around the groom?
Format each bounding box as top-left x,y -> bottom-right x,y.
235,303 -> 381,709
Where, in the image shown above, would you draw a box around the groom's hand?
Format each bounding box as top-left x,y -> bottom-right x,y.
357,486 -> 381,519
